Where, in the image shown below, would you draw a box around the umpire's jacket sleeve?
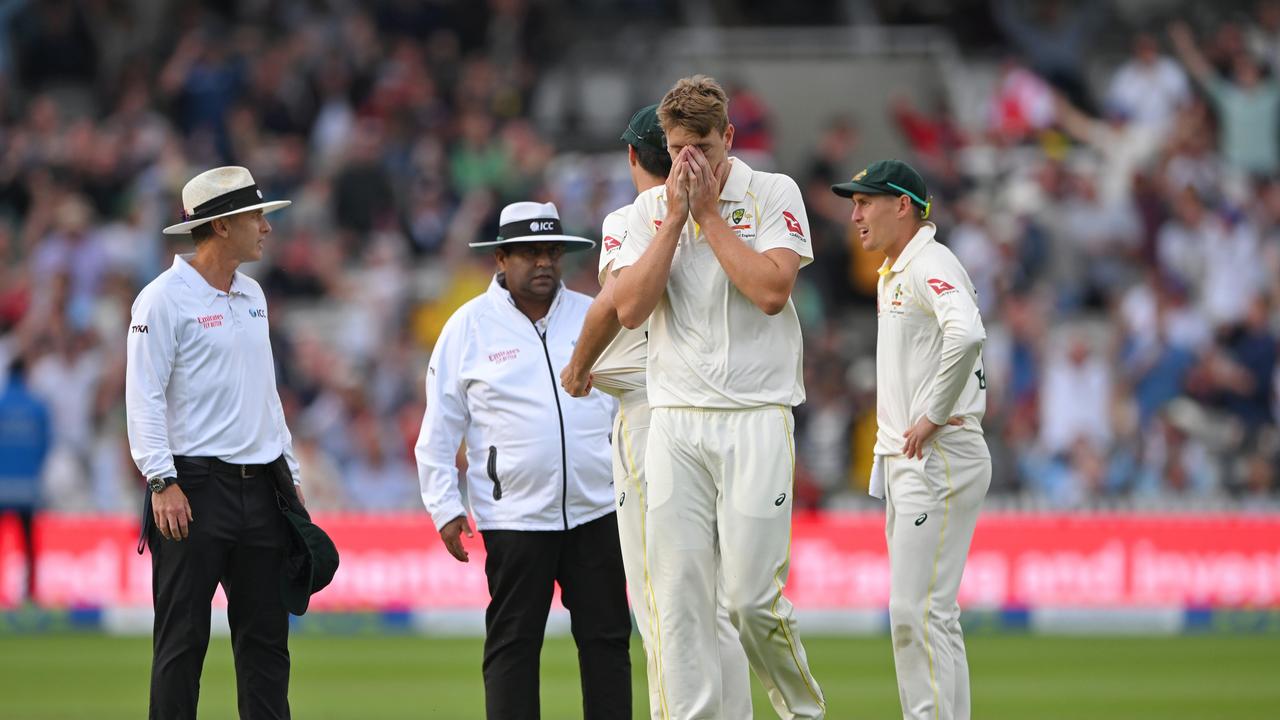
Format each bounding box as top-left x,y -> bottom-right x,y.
415,312 -> 471,531
125,284 -> 178,481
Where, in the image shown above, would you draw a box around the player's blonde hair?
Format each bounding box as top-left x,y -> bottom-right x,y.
657,75 -> 729,136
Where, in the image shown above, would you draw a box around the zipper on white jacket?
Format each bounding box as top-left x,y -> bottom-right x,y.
535,326 -> 569,530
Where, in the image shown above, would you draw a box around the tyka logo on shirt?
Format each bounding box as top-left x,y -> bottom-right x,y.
197,314 -> 224,329
249,308 -> 267,319
130,324 -> 148,334
926,278 -> 957,296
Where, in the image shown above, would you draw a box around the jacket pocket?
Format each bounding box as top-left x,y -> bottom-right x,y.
486,446 -> 503,501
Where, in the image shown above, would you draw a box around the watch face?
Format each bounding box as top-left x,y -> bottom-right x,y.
149,477 -> 166,492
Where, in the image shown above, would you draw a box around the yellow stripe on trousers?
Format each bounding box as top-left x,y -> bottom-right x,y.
924,442 -> 954,720
620,404 -> 670,719
773,407 -> 826,712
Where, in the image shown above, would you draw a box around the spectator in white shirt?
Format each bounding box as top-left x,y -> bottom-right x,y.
1105,31 -> 1191,136
1038,332 -> 1113,457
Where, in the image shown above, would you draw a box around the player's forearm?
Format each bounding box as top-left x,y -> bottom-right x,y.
615,221 -> 681,328
702,217 -> 795,315
568,284 -> 623,374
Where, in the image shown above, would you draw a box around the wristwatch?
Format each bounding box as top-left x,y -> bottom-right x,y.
148,476 -> 177,493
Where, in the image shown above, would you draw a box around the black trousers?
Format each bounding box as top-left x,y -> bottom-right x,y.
481,512 -> 632,720
0,506 -> 35,600
147,457 -> 291,720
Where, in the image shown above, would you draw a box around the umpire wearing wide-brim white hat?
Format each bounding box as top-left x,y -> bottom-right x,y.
129,162 -> 310,718
163,165 -> 291,235
469,201 -> 595,251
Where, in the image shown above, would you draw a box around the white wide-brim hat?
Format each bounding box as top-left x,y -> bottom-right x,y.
163,166 -> 291,235
469,201 -> 594,252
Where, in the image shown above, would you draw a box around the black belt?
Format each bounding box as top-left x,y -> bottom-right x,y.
139,455 -> 283,554
174,455 -> 272,479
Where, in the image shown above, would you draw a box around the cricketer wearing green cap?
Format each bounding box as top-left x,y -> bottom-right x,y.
620,103 -> 667,152
560,102 -> 754,720
830,158 -> 932,218
833,159 -> 991,720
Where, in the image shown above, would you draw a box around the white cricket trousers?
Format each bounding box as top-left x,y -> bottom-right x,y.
613,391 -> 753,720
644,405 -> 825,720
883,430 -> 990,720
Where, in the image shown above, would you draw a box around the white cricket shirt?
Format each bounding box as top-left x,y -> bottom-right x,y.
590,205 -> 647,396
875,223 -> 987,457
613,157 -> 812,409
125,254 -> 301,483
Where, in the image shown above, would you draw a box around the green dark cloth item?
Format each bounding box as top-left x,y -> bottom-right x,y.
271,458 -> 339,616
620,104 -> 666,152
831,159 -> 930,213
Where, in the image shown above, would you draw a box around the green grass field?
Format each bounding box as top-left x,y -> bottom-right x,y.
1,633 -> 1276,718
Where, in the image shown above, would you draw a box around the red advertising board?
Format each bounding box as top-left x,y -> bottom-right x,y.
2,512 -> 1278,610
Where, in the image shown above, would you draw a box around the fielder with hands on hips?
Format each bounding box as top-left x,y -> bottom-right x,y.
126,166 -> 303,720
832,160 -> 990,720
416,200 -> 631,719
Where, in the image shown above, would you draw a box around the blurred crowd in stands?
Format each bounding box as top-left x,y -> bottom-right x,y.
0,0 -> 1277,515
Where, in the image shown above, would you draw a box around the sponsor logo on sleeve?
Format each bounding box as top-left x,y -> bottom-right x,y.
782,210 -> 806,240
926,278 -> 957,296
249,308 -> 267,318
653,219 -> 663,228
130,324 -> 148,334
603,235 -> 621,252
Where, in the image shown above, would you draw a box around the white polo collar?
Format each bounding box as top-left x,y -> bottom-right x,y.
172,254 -> 261,305
719,156 -> 752,203
878,222 -> 937,276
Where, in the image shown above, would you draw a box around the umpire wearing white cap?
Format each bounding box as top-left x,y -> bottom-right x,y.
126,166 -> 301,719
415,201 -> 631,719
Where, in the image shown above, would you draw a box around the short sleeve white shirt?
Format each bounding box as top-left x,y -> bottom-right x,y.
613,157 -> 812,409
590,205 -> 648,396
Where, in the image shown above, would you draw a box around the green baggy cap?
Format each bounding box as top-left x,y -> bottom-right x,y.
279,505 -> 340,616
269,457 -> 339,616
831,159 -> 931,217
620,104 -> 666,152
